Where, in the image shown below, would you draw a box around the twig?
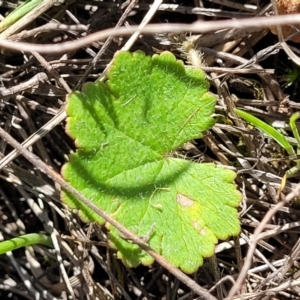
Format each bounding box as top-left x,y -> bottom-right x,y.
32,51 -> 71,93
9,23 -> 88,40
98,0 -> 163,80
0,72 -> 48,98
226,188 -> 300,299
0,108 -> 67,170
75,0 -> 139,88
1,14 -> 300,53
81,2 -> 257,16
123,0 -> 163,51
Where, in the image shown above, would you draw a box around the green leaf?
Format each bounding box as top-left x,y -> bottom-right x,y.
62,51 -> 241,273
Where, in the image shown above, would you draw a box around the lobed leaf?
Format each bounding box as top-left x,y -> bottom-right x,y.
62,51 -> 241,273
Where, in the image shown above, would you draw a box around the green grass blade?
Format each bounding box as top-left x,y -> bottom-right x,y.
234,108 -> 295,156
0,234 -> 52,255
290,112 -> 300,147
0,0 -> 43,33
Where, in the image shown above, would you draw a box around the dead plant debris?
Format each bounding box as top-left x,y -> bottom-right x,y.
1,0 -> 300,299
